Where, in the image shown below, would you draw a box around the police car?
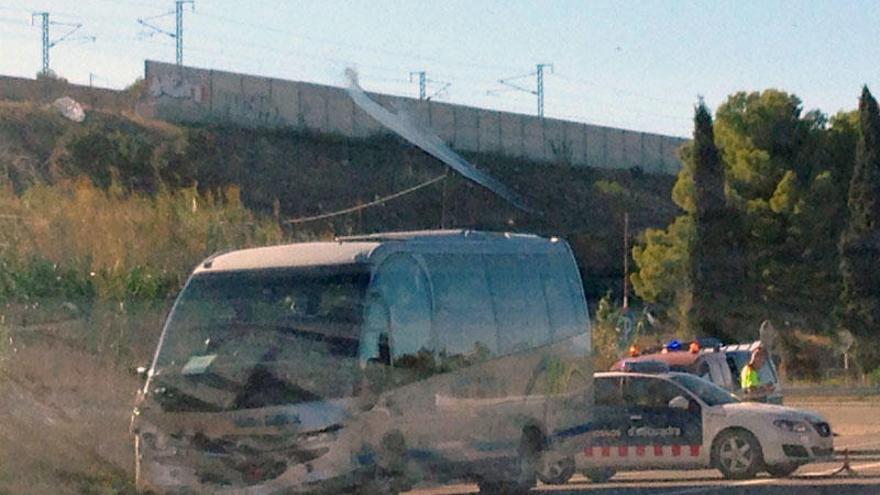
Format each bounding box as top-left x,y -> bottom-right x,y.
613,340 -> 784,404
575,369 -> 833,482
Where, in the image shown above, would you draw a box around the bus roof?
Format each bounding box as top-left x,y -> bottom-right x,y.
193,230 -> 560,273
336,229 -> 546,243
194,241 -> 380,273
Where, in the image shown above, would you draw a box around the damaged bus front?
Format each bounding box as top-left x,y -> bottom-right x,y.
131,230 -> 593,494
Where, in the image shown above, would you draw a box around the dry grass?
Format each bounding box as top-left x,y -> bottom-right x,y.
0,177 -> 283,301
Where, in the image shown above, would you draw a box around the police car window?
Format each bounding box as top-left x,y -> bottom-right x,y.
758,360 -> 777,384
725,354 -> 740,383
670,374 -> 739,406
696,361 -> 710,380
623,377 -> 686,409
594,376 -> 623,407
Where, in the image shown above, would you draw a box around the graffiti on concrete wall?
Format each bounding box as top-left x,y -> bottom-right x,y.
143,61 -> 685,174
215,92 -> 283,126
148,72 -> 208,103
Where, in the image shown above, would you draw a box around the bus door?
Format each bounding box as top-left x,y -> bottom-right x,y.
620,376 -> 704,467
359,253 -> 440,460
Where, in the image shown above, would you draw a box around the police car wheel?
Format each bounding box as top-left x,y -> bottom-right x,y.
712,429 -> 763,480
766,462 -> 800,478
582,468 -> 616,483
536,456 -> 575,485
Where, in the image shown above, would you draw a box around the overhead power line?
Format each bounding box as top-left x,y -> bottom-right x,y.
284,173 -> 447,225
409,71 -> 451,101
490,63 -> 553,117
554,72 -> 692,107
410,71 -> 426,100
192,10 -> 521,74
137,0 -> 194,65
30,12 -> 95,76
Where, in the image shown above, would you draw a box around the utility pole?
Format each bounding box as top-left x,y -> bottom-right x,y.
175,0 -> 193,65
34,13 -> 49,75
409,71 -> 451,101
623,211 -> 629,309
410,71 -> 426,100
536,63 -> 553,118
137,1 -> 194,65
491,63 -> 554,117
31,12 -> 95,76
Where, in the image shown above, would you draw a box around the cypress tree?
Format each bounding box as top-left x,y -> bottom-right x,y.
688,102 -> 743,341
839,86 -> 880,372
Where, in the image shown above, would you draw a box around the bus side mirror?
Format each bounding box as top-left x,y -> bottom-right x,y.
669,395 -> 689,410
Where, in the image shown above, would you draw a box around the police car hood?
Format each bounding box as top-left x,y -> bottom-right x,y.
719,402 -> 825,423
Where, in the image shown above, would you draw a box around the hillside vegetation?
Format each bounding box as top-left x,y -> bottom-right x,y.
0,99 -> 677,313
0,95 -> 680,378
0,97 -> 679,492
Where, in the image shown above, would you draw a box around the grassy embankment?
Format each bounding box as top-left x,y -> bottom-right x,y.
0,99 -> 678,493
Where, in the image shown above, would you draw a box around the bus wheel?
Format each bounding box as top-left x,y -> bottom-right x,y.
379,431 -> 407,477
355,431 -> 411,495
537,456 -> 575,485
478,427 -> 541,494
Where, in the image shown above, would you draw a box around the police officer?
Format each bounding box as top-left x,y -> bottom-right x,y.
741,347 -> 774,401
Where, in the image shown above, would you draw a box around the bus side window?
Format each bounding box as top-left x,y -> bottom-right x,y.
425,253 -> 498,364
359,293 -> 391,367
372,254 -> 433,369
484,254 -> 551,355
538,252 -> 587,340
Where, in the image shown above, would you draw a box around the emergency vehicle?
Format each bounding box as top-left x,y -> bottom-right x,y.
613,340 -> 783,404
575,371 -> 832,482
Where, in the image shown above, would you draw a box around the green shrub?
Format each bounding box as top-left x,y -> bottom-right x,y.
0,177 -> 283,303
867,367 -> 880,386
592,292 -> 623,371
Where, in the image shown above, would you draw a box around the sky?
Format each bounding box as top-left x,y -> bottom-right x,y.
1,0 -> 879,137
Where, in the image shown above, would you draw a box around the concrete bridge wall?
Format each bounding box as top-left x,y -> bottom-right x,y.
139,60 -> 686,174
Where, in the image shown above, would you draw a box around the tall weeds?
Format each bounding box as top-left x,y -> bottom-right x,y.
1,177 -> 282,300
0,178 -> 284,364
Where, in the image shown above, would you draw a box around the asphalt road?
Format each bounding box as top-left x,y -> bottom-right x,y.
409,461 -> 880,495
409,398 -> 880,495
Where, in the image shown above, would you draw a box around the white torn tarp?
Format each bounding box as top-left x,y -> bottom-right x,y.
52,96 -> 86,123
344,68 -> 535,214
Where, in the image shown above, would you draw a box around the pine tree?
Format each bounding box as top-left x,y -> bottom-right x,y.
839,86 -> 880,372
688,103 -> 743,341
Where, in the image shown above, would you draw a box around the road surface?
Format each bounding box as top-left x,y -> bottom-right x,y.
408,398 -> 880,495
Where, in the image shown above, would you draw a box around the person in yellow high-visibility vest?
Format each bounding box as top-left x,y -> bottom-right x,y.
740,347 -> 774,401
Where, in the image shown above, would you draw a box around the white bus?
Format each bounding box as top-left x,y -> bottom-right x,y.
131,230 -> 593,494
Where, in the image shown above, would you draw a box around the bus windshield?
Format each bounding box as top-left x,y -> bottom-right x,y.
148,265 -> 370,412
